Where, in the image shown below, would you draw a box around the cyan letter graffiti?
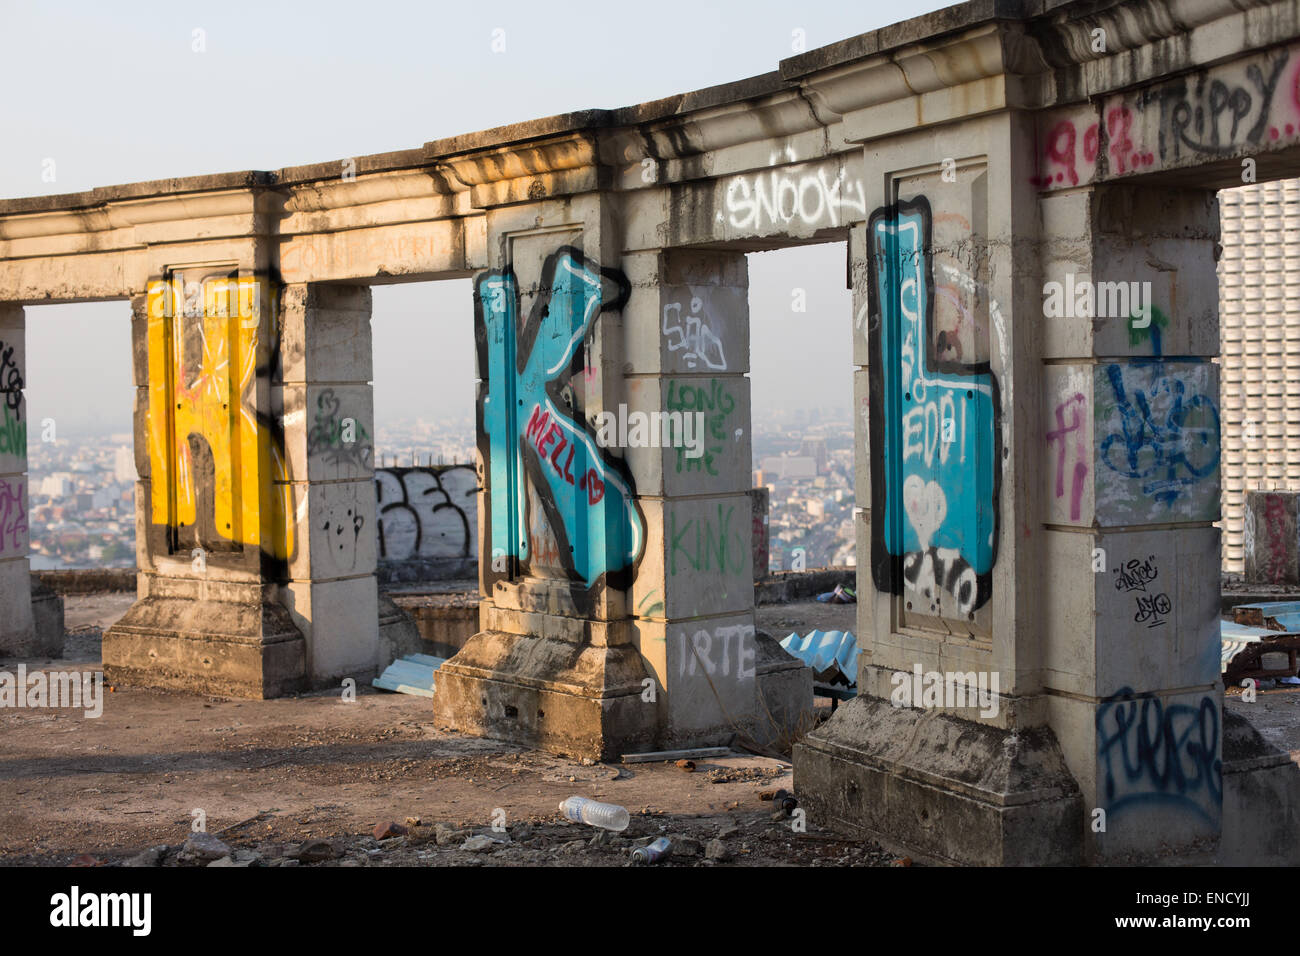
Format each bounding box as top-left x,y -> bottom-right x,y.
867,197 -> 1001,616
478,247 -> 643,597
1096,688 -> 1222,825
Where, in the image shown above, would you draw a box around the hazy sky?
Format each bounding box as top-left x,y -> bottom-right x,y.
3,0 -> 950,434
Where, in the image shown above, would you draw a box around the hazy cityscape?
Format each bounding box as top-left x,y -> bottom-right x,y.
24,405 -> 855,573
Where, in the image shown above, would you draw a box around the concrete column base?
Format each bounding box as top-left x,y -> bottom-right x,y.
376,592 -> 427,666
0,576 -> 65,660
793,695 -> 1084,865
1217,709 -> 1300,865
752,630 -> 815,751
103,595 -> 306,698
432,629 -> 655,761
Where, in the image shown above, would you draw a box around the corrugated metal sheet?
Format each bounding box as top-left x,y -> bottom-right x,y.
372,654 -> 445,697
1221,619 -> 1266,672
1218,181 -> 1300,573
779,630 -> 859,686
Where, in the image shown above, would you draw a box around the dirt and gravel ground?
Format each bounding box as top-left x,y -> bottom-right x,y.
755,597 -> 857,640
6,593 -> 1296,868
0,595 -> 899,868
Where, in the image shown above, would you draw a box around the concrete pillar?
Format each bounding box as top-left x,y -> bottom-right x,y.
0,304 -> 38,655
433,215 -> 657,758
278,283 -> 383,683
798,132 -> 1299,865
432,205 -> 810,758
796,117 -> 1085,866
1038,183 -> 1226,859
104,269 -> 306,696
622,249 -> 761,749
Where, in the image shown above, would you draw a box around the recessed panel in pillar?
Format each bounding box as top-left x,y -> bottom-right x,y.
146,268 -> 294,568
868,179 -> 1001,631
477,244 -> 645,608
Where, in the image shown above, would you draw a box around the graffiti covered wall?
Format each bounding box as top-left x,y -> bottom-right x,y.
0,332 -> 27,561
1031,45 -> 1300,190
374,464 -> 477,579
1093,361 -> 1220,525
477,246 -> 644,607
867,196 -> 1002,623
145,271 -> 294,574
1096,687 -> 1223,830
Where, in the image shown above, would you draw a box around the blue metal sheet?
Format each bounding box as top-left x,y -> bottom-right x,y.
372,655 -> 445,697
1221,620 -> 1266,673
1234,602 -> 1300,616
779,630 -> 860,687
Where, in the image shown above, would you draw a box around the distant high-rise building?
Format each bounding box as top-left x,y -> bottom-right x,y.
114,446 -> 135,483
39,474 -> 72,498
798,437 -> 829,474
760,454 -> 818,479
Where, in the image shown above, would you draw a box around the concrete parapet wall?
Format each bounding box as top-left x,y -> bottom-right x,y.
34,568 -> 138,595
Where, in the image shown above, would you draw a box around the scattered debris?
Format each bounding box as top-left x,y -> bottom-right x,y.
815,584 -> 857,604
669,835 -> 703,857
771,789 -> 798,815
631,837 -> 672,864
373,821 -> 409,840
705,839 -> 733,862
621,747 -> 732,764
180,831 -> 231,863
288,839 -> 339,863
706,765 -> 787,785
123,845 -> 167,868
558,796 -> 630,831
460,835 -> 497,853
434,823 -> 468,847
1223,608 -> 1300,682
511,824 -> 534,842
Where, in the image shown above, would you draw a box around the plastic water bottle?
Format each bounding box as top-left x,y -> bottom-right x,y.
558,796 -> 629,831
631,837 -> 671,864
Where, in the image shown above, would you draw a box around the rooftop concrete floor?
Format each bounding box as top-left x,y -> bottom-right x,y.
5,592 -> 1292,867
0,593 -> 889,867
